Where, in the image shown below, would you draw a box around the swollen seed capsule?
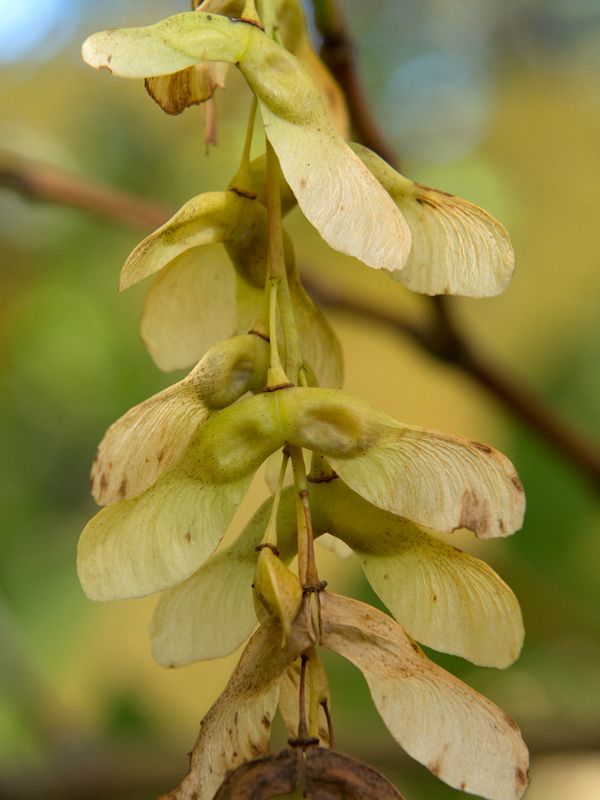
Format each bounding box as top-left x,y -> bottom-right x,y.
186,393 -> 288,483
283,388 -> 394,458
225,200 -> 269,288
253,547 -> 303,638
191,334 -> 269,409
185,387 -> 396,484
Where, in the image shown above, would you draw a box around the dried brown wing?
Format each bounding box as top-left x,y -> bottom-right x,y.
145,63 -> 224,115
163,600 -> 315,800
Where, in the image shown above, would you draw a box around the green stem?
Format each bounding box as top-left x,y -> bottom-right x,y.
266,277 -> 291,389
230,97 -> 258,196
289,446 -> 319,589
258,0 -> 278,40
265,140 -> 301,382
261,450 -> 290,547
242,0 -> 261,22
297,653 -> 309,738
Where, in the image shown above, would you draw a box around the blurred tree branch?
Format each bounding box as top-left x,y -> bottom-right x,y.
1,149 -> 598,489
312,0 -> 398,166
0,152 -> 171,230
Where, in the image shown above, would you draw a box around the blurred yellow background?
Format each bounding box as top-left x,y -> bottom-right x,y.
1,1 -> 599,798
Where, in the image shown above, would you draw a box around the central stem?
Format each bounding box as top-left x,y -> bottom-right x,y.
289,446 -> 319,590
265,139 -> 301,383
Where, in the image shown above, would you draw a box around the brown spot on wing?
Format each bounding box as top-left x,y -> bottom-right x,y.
157,448 -> 165,464
416,182 -> 455,198
511,474 -> 525,493
457,490 -> 490,535
427,743 -> 450,778
100,473 -> 109,491
231,186 -> 257,200
502,711 -> 519,731
515,766 -> 528,791
428,759 -> 441,777
415,195 -> 437,208
470,440 -> 493,454
184,532 -> 192,543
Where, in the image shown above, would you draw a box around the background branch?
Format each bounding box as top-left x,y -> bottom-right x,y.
0,152 -> 170,230
1,151 -> 599,488
312,0 -> 398,166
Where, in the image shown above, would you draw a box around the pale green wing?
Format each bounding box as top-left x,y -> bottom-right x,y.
320,593 -> 529,800
290,277 -> 344,388
141,245 -> 237,371
119,190 -> 243,290
246,155 -> 297,216
316,533 -> 354,560
151,489 -> 297,666
235,274 -> 263,334
361,541 -> 523,669
82,13 -> 249,79
78,466 -> 252,600
327,422 -> 525,538
83,13 -> 411,273
353,143 -> 515,297
91,378 -> 207,506
151,549 -> 258,667
251,98 -> 410,272
311,481 -> 523,667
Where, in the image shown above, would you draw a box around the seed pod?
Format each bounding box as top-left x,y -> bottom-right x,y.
187,393 -> 287,483
192,333 -> 269,408
187,388 -> 392,484
253,548 -> 303,639
213,747 -> 406,800
283,387 -> 392,457
225,199 -> 269,288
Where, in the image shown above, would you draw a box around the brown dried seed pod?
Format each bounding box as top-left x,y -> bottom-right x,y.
213,749 -> 298,799
304,748 -> 406,800
214,747 -> 405,800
